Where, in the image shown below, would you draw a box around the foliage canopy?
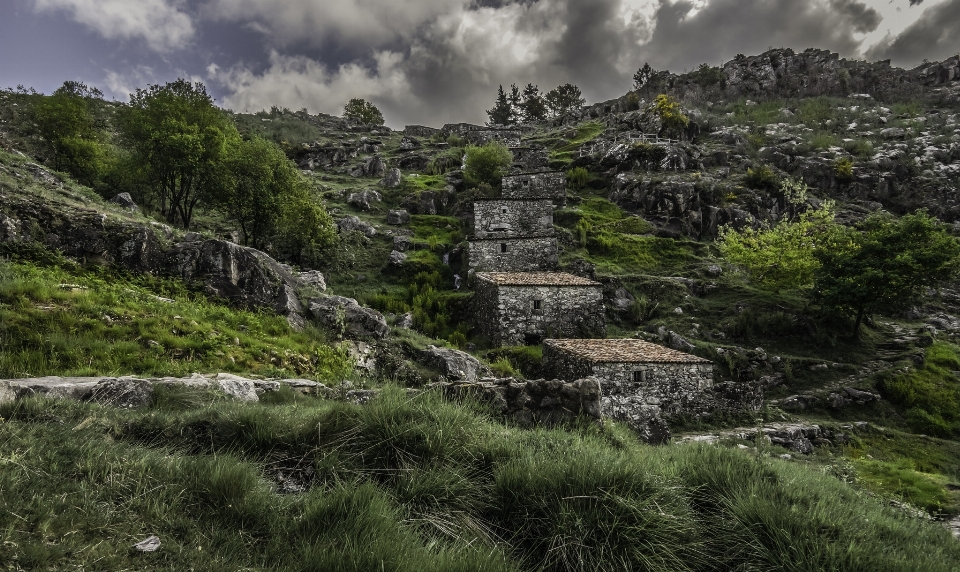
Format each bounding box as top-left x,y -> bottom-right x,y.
342,98 -> 385,126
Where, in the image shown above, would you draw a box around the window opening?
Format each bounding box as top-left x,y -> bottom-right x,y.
533,299 -> 542,310
500,243 -> 508,253
632,370 -> 646,383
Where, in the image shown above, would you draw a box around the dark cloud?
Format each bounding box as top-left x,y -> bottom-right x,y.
865,0 -> 960,65
636,0 -> 882,72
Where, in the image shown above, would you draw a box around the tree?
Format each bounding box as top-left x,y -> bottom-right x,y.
633,63 -> 656,90
32,81 -> 107,186
221,137 -> 292,249
718,182 -> 838,292
274,182 -> 338,265
814,210 -> 960,340
486,85 -> 513,126
463,141 -> 513,187
342,98 -> 385,125
545,83 -> 586,117
508,84 -> 522,124
520,83 -> 548,122
120,79 -> 240,229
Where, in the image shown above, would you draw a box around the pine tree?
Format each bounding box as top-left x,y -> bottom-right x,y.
545,84 -> 586,117
486,85 -> 512,126
508,84 -> 522,125
520,84 -> 548,122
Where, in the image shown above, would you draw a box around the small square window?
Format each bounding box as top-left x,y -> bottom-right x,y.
632,370 -> 646,384
533,299 -> 542,310
501,206 -> 509,214
522,179 -> 530,187
500,243 -> 509,253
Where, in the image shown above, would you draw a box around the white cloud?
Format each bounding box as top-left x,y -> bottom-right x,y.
33,0 -> 195,52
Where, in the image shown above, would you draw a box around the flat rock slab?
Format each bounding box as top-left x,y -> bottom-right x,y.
0,374 -> 334,406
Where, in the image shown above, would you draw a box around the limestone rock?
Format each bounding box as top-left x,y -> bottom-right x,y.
388,250 -> 407,267
133,536 -> 161,553
337,216 -> 377,237
0,380 -> 15,404
307,295 -> 390,339
379,168 -> 402,188
386,209 -> 411,225
399,137 -> 421,150
420,345 -> 484,381
880,127 -> 906,139
298,270 -> 327,291
88,378 -> 154,408
393,234 -> 412,251
347,189 -> 382,211
110,192 -> 138,211
215,373 -> 260,402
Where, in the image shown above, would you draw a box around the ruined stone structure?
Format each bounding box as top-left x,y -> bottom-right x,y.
501,172 -> 567,205
404,125 -> 440,138
542,339 -> 755,421
440,123 -> 522,146
474,273 -> 604,346
509,147 -> 550,173
466,238 -> 559,273
471,199 -> 554,239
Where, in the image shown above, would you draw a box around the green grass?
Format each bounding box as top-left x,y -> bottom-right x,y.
553,121 -> 605,153
876,343 -> 960,438
1,388 -> 959,571
0,257 -> 351,380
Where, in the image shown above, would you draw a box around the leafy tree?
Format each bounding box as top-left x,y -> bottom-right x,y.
520,83 -> 548,122
545,84 -> 586,117
486,85 -> 513,126
221,136 -> 295,249
694,63 -> 724,87
718,182 -> 838,292
342,98 -> 385,125
32,81 -> 107,186
654,94 -> 689,135
274,181 -> 338,265
814,210 -> 960,340
508,84 -> 522,124
120,79 -> 240,229
463,141 -> 513,187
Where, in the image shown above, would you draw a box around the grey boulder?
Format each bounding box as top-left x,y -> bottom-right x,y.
420,345 -> 484,381
110,192 -> 138,211
307,295 -> 390,339
387,210 -> 411,225
379,168 -> 402,188
348,189 -> 382,211
337,216 -> 377,237
88,378 -> 154,408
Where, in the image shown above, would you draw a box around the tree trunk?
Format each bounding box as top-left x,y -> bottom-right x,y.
852,305 -> 865,341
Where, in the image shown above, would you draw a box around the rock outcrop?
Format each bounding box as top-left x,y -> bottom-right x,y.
307,295 -> 391,339
419,345 -> 486,381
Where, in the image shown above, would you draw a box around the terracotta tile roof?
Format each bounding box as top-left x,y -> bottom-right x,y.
544,338 -> 711,364
476,272 -> 600,287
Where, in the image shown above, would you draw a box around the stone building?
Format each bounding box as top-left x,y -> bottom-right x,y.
474,273 -> 604,346
542,338 -> 716,418
466,237 -> 558,273
509,147 -> 550,173
465,129 -> 522,147
471,199 -> 554,239
502,172 -> 567,205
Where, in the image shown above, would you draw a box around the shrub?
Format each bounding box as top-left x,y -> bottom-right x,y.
342,98 -> 385,125
743,164 -> 779,190
654,94 -> 689,134
566,166 -> 589,189
463,141 -> 513,187
835,157 -> 854,182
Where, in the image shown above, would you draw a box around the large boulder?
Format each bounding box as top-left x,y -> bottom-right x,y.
420,345 -> 485,381
307,295 -> 390,339
298,270 -> 327,291
379,168 -> 402,188
348,189 -> 382,211
110,192 -> 138,211
0,380 -> 15,404
386,209 -> 411,225
88,378 -> 154,408
337,216 -> 377,237
166,239 -> 304,320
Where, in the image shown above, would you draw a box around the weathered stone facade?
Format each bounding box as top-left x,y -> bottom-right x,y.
501,172 -> 567,204
466,237 -> 558,272
475,273 -> 605,346
510,147 -> 550,173
404,125 -> 440,138
440,124 -> 522,146
471,199 -> 554,239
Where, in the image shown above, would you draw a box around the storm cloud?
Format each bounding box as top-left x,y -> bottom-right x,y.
32,0 -> 195,52
865,0 -> 960,66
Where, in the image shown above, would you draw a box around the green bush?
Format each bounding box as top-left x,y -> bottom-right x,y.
463,141 -> 513,187
834,157 -> 854,182
744,164 -> 779,190
566,166 -> 589,189
878,343 -> 960,437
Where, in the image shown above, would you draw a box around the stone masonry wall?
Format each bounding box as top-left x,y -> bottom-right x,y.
510,147 -> 550,173
465,130 -> 523,147
429,377 -> 601,427
467,237 -> 558,273
502,172 -> 566,204
542,344 -> 760,422
475,282 -> 604,346
471,199 -> 554,239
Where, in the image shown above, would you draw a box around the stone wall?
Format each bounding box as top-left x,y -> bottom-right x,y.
502,172 -> 566,204
464,130 -> 522,147
429,377 -> 601,427
475,281 -> 604,346
543,344 -> 760,421
510,147 -> 550,173
404,125 -> 440,138
471,199 -> 554,239
466,237 -> 558,273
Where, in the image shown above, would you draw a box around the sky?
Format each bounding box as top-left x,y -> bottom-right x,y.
1,0 -> 958,128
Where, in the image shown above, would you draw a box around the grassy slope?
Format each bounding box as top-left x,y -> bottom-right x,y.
2,388 -> 959,571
